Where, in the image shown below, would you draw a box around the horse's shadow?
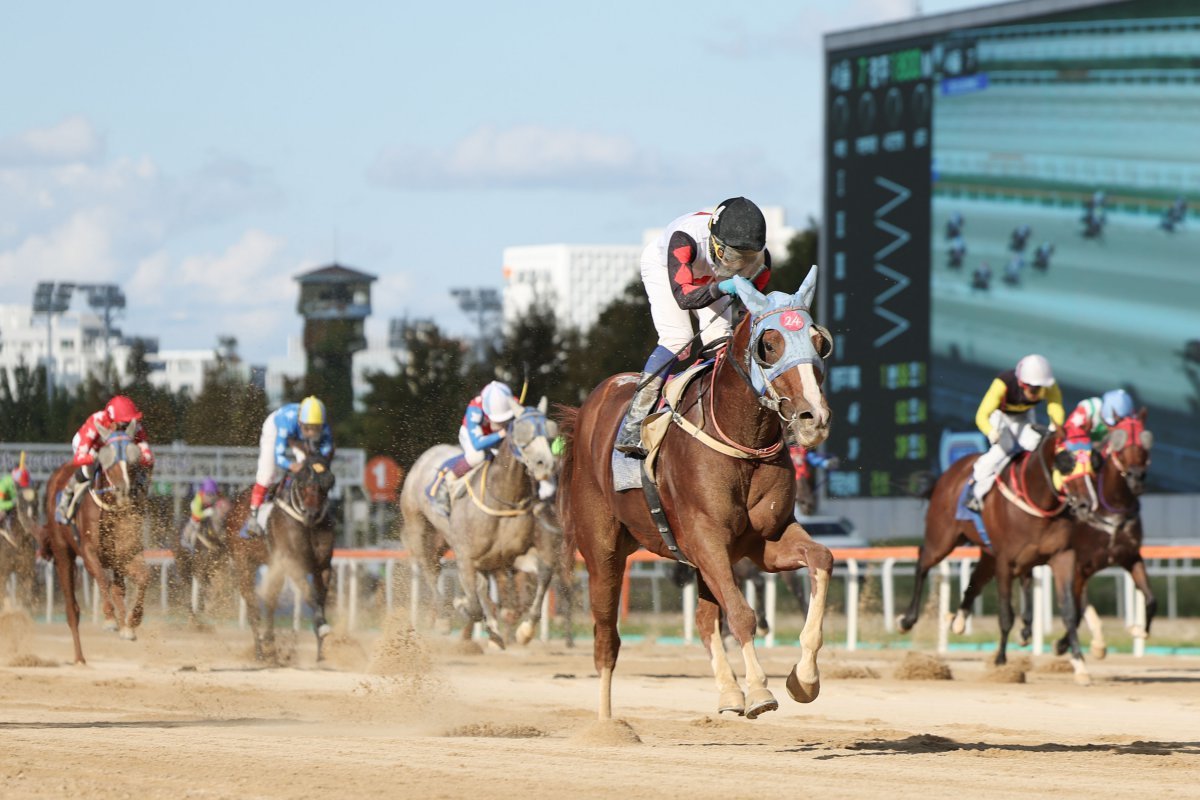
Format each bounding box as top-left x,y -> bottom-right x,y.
786,734 -> 1200,759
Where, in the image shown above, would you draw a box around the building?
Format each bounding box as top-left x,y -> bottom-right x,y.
0,304 -> 130,394
501,206 -> 796,335
294,263 -> 376,422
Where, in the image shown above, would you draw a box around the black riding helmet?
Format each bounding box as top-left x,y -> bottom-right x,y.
710,197 -> 767,251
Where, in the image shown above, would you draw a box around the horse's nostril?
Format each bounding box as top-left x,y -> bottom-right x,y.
799,410 -> 813,421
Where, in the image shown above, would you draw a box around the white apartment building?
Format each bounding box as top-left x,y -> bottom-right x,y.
502,206 -> 796,335
148,349 -> 250,396
502,244 -> 643,334
0,304 -> 130,394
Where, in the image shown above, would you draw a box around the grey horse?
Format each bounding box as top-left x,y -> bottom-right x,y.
400,398 -> 561,647
1,481 -> 40,610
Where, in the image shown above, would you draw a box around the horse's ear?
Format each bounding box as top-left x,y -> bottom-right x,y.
1138,406 -> 1147,422
732,276 -> 769,315
538,395 -> 548,414
796,265 -> 819,309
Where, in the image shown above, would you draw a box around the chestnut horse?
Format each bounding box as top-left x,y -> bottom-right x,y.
559,269 -> 834,721
1049,411 -> 1154,658
43,430 -> 153,663
898,428 -> 1094,682
224,454 -> 336,661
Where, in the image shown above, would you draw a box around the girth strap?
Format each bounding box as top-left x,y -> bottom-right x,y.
640,462 -> 693,567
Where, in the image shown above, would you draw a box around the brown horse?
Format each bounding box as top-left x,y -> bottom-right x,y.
559,270 -> 834,721
43,431 -> 153,663
898,427 -> 1094,682
224,454 -> 336,662
171,496 -> 231,623
1050,411 -> 1154,657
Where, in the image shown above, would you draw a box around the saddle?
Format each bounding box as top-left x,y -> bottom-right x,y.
640,360 -> 714,482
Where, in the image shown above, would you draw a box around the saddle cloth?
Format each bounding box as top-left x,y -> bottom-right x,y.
611,361 -> 713,491
954,482 -> 992,551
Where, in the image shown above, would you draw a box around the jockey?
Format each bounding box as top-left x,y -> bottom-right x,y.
429,380 -> 523,516
247,396 -> 333,535
0,458 -> 31,531
1063,389 -> 1136,469
181,477 -> 221,550
615,197 -> 772,457
966,354 -> 1064,512
58,396 -> 154,521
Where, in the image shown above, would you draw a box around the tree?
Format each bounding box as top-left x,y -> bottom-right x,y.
495,300 -> 583,408
343,321 -> 477,465
768,219 -> 820,302
569,278 -> 658,401
183,345 -> 267,447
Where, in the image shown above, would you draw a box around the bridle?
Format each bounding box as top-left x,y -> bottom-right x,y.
276,460 -> 332,526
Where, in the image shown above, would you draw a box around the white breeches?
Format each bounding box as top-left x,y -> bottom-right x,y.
255,416 -> 282,489
458,426 -> 490,468
972,409 -> 1042,497
641,243 -> 733,353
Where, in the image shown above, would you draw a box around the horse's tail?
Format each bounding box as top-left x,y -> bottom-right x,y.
553,404 -> 580,559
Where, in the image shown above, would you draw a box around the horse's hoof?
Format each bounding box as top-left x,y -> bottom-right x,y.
1054,639 -> 1069,656
896,615 -> 913,634
103,621 -> 119,633
317,623 -> 331,638
785,668 -> 820,704
1129,625 -> 1147,639
486,631 -> 507,651
950,611 -> 968,636
1070,658 -> 1091,686
119,627 -> 137,642
744,688 -> 778,720
515,621 -> 535,645
1090,643 -> 1108,660
717,689 -> 745,716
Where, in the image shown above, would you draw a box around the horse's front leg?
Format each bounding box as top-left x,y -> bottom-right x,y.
762,522 -> 832,705
123,554 -> 150,639
994,569 -> 1016,666
261,557 -> 287,661
515,555 -> 553,646
695,581 -> 746,716
79,537 -> 118,631
311,561 -> 332,661
951,556 -> 995,636
693,547 -> 775,720
1049,550 -> 1090,685
52,538 -> 86,664
1128,558 -> 1157,639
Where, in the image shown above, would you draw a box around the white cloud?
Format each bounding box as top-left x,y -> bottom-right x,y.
175,229 -> 287,305
369,124 -> 683,190
0,116 -> 105,166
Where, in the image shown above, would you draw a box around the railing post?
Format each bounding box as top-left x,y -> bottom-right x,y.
682,578 -> 696,644
191,576 -> 200,614
937,561 -> 951,655
384,559 -> 394,614
159,561 -> 169,612
1122,571 -> 1136,629
540,590 -> 551,642
239,595 -> 247,629
348,562 -> 359,632
291,577 -> 302,631
764,574 -> 777,649
1031,564 -> 1047,655
882,557 -> 896,633
846,559 -> 860,652
410,562 -> 421,626
1133,588 -> 1146,658
44,561 -> 54,624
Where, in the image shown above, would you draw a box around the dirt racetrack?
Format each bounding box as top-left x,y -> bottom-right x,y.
2,611 -> 1199,799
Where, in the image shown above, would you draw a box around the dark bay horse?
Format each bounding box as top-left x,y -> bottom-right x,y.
898,428 -> 1095,682
225,455 -> 336,661
1,480 -> 40,610
172,496 -> 231,623
43,431 -> 153,663
560,269 -> 834,721
400,400 -> 561,647
1051,412 -> 1154,658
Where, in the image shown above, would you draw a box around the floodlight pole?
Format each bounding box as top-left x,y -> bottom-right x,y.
450,287 -> 502,365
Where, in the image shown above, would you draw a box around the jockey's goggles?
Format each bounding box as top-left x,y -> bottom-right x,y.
1019,381 -> 1046,399
299,423 -> 322,440
711,235 -> 762,270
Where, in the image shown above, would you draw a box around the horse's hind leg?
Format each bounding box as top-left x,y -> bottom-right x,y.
1018,574 -> 1034,646
122,556 -> 151,640
994,570 -> 1016,666
234,552 -> 266,661
52,540 -> 86,664
1128,558 -> 1156,639
951,555 -> 995,636
515,556 -> 553,646
695,582 -> 746,716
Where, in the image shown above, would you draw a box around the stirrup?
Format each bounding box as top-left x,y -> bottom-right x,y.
614,420 -> 648,458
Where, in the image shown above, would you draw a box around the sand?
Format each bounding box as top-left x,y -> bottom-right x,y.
2,613 -> 1199,799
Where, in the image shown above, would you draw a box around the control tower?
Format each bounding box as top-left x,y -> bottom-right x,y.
295,263 -> 376,422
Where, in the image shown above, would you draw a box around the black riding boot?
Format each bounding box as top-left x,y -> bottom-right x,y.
614,373 -> 664,458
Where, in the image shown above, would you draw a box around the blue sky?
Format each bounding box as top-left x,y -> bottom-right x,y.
1,0 -> 989,364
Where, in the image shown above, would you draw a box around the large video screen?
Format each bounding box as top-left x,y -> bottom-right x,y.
824,0 -> 1199,496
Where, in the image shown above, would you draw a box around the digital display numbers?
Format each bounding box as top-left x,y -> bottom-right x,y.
825,40 -> 935,498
